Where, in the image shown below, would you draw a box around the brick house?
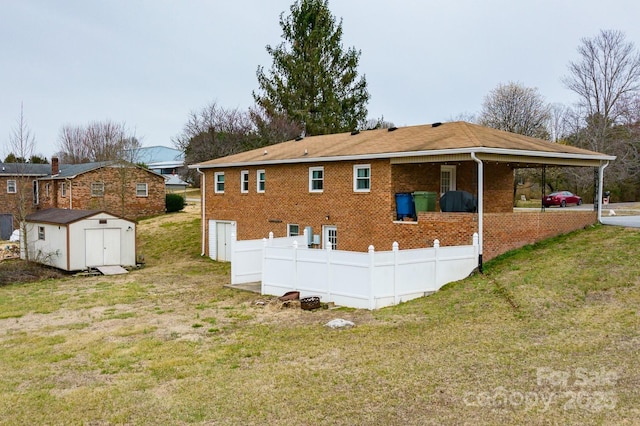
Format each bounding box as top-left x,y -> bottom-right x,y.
37,158 -> 166,220
191,121 -> 615,268
0,163 -> 50,240
1,159 -> 165,239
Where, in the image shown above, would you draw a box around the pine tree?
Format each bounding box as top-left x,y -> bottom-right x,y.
254,0 -> 369,136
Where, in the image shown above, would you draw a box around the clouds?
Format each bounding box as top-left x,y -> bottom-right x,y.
1,0 -> 639,159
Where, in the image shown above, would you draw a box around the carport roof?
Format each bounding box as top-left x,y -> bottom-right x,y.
191,121 -> 615,168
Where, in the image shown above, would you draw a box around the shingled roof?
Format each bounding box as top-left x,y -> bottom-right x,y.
25,208 -> 104,225
192,121 -> 614,168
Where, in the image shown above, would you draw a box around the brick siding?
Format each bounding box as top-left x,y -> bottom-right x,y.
38,166 -> 165,220
203,160 -> 598,260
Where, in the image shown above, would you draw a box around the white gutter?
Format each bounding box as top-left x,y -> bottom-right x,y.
189,147 -> 616,169
470,152 -> 484,272
197,168 -> 206,256
597,161 -> 609,223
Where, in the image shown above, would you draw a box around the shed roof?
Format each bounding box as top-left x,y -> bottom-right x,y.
25,208 -> 131,225
191,121 -> 615,168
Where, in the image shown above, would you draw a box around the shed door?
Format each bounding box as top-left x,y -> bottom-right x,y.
0,214 -> 12,240
86,228 -> 121,267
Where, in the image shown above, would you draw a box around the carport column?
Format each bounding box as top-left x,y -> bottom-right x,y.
471,152 -> 483,272
597,161 -> 609,223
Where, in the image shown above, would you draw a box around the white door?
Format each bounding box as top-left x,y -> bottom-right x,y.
322,225 -> 337,250
85,228 -> 121,266
103,229 -> 121,265
208,221 -> 233,261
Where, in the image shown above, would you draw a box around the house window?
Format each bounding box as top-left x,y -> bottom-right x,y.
214,172 -> 225,193
45,183 -> 50,197
240,170 -> 249,193
7,180 -> 17,194
91,182 -> 105,197
353,164 -> 371,192
38,226 -> 45,241
33,180 -> 39,205
136,183 -> 148,197
440,165 -> 457,195
61,182 -> 67,197
309,167 -> 324,192
287,224 -> 300,237
257,170 -> 265,193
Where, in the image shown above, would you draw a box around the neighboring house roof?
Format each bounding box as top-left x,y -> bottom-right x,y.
25,208 -> 134,225
165,174 -> 188,186
44,161 -> 164,180
191,121 -> 615,169
0,163 -> 51,177
133,146 -> 184,168
25,208 -> 103,225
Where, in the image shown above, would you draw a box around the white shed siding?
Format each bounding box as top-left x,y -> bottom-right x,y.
27,222 -> 68,270
24,210 -> 136,271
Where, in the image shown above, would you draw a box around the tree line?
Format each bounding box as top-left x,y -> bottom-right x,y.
5,1 -> 640,201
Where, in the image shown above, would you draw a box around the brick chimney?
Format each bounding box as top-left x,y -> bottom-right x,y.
51,156 -> 59,175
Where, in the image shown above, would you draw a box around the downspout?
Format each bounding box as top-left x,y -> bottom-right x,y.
66,178 -> 73,209
597,161 -> 609,223
197,168 -> 206,256
470,152 -> 483,272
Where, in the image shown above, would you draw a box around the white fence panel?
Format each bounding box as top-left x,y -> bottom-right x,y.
236,232 -> 479,310
231,231 -> 307,285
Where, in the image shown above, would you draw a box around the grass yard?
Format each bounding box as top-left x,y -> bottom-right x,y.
1,206 -> 639,425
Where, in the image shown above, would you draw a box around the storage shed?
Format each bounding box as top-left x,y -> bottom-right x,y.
23,208 -> 136,271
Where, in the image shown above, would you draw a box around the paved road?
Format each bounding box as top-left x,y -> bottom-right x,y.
600,215 -> 640,228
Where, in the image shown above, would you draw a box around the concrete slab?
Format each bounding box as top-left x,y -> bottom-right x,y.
224,282 -> 261,294
96,265 -> 129,275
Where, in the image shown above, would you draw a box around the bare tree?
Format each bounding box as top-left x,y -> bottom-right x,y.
562,30 -> 640,201
56,120 -> 140,164
5,104 -> 37,260
478,81 -> 551,139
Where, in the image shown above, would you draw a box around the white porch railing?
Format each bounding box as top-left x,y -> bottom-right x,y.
231,231 -> 479,310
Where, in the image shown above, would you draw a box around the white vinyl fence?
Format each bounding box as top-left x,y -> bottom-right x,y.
231,231 -> 479,310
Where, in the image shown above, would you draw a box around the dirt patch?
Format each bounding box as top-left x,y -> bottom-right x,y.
0,259 -> 66,286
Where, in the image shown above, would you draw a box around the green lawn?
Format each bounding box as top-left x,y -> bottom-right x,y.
0,211 -> 639,425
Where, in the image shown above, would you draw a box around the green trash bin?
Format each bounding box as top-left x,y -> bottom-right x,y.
413,191 -> 437,212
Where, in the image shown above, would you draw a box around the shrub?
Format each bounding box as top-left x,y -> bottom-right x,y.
165,193 -> 185,213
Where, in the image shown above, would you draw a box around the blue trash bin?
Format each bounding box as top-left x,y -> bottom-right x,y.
395,192 -> 415,220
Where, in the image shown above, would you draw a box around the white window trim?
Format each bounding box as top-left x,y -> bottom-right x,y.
7,179 -> 17,194
287,223 -> 300,237
136,183 -> 148,197
257,170 -> 265,193
353,164 -> 371,193
309,166 -> 324,193
91,182 -> 104,197
240,170 -> 249,193
61,182 -> 67,197
440,165 -> 457,195
214,172 -> 225,194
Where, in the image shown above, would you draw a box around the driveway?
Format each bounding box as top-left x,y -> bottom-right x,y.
600,215 -> 640,228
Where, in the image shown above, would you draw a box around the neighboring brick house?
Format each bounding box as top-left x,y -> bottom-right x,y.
0,163 -> 50,240
37,158 -> 166,220
191,121 -> 615,268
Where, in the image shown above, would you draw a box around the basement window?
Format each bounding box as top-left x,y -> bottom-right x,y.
287,224 -> 300,237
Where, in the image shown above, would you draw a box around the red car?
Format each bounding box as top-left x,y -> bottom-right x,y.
543,191 -> 583,207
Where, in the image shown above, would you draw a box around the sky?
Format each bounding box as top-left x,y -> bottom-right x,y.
2,0 -> 640,160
